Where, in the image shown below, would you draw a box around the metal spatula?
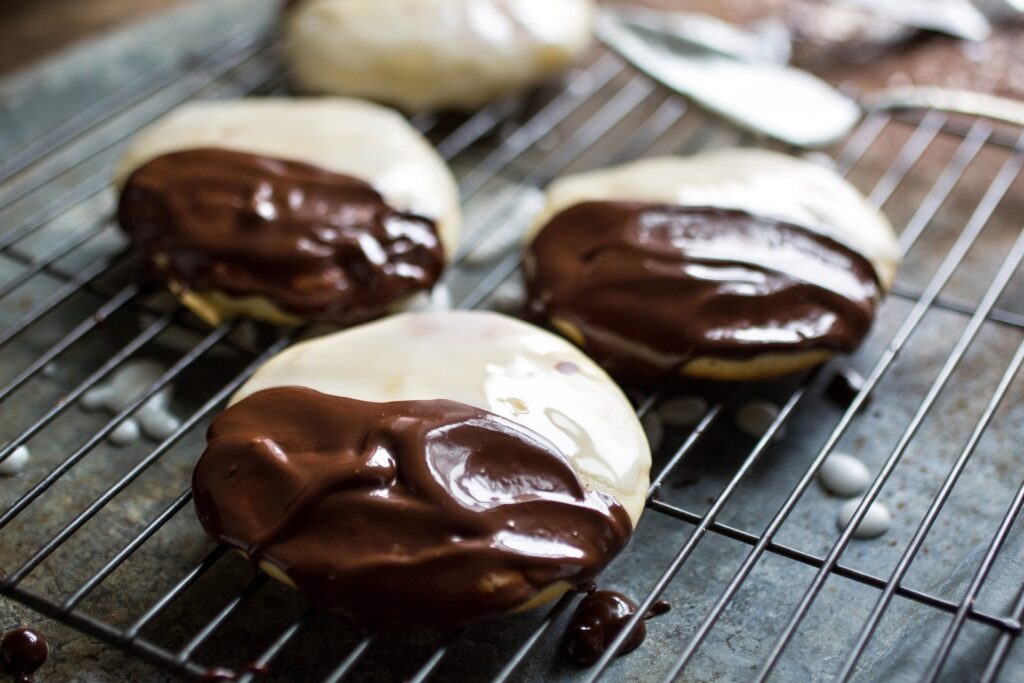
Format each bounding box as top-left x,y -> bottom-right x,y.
596,5 -> 862,149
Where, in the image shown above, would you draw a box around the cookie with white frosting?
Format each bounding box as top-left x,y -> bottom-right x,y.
524,149 -> 900,381
115,98 -> 461,327
283,0 -> 596,111
192,311 -> 650,626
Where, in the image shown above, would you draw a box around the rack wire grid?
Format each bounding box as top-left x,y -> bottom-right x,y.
1,23 -> 1024,683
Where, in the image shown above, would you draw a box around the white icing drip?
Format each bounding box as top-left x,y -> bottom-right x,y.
818,453 -> 872,497
658,396 -> 708,428
838,498 -> 891,539
735,400 -> 785,439
0,445 -> 30,476
81,360 -> 181,447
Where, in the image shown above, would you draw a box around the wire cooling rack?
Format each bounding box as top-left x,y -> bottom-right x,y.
1,22 -> 1024,683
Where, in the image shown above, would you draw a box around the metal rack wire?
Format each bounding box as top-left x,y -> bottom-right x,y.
1,27 -> 1023,683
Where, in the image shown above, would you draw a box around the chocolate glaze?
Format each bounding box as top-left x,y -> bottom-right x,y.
193,387 -> 632,627
562,591 -> 670,666
526,202 -> 880,380
118,148 -> 444,326
1,628 -> 48,680
826,367 -> 871,410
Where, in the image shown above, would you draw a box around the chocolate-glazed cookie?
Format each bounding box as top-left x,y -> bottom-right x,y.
524,149 -> 899,382
119,148 -> 443,327
193,311 -> 651,625
115,98 -> 461,327
526,202 -> 880,381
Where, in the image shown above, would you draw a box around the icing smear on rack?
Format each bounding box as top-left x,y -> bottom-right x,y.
80,360 -> 181,447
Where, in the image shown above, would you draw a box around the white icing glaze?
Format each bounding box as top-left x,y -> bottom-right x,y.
233,311 -> 651,521
114,98 -> 461,258
0,445 -> 30,476
81,360 -> 181,446
658,395 -> 708,428
818,452 -> 872,497
527,148 -> 900,289
285,0 -> 595,111
109,420 -> 142,447
838,497 -> 891,539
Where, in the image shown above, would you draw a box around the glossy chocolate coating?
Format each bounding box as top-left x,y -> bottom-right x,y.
526,202 -> 880,380
562,591 -> 670,666
118,148 -> 444,326
1,628 -> 48,678
193,387 -> 632,627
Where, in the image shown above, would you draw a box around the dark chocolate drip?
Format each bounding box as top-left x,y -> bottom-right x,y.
192,387 -> 633,627
118,148 -> 444,326
525,202 -> 880,380
1,628 -> 48,681
562,591 -> 670,666
826,367 -> 871,410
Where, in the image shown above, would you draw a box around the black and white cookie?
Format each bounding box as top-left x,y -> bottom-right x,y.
524,148 -> 900,381
115,98 -> 461,327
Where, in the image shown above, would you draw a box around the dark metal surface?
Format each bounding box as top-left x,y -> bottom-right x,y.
1,4 -> 1023,682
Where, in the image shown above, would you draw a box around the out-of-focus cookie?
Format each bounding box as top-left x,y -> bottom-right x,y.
193,311 -> 650,626
116,98 -> 460,327
524,149 -> 900,382
283,0 -> 596,111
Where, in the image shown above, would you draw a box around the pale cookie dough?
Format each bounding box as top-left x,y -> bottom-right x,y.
115,98 -> 461,327
284,0 -> 596,111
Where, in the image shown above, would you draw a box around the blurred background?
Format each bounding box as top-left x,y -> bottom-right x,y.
1,0 -> 1021,99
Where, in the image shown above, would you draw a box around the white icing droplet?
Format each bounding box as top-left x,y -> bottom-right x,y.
41,362 -> 59,379
81,387 -> 111,411
658,396 -> 708,427
109,419 -> 142,447
137,405 -> 182,441
818,452 -> 871,497
80,360 -> 179,444
0,445 -> 30,476
642,413 -> 664,452
83,361 -> 167,413
735,400 -> 781,438
490,280 -> 525,313
838,498 -> 891,539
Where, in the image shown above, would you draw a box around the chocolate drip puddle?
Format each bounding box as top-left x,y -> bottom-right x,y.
526,202 -> 881,379
562,590 -> 670,666
1,628 -> 48,683
193,387 -> 632,627
119,148 -> 444,326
